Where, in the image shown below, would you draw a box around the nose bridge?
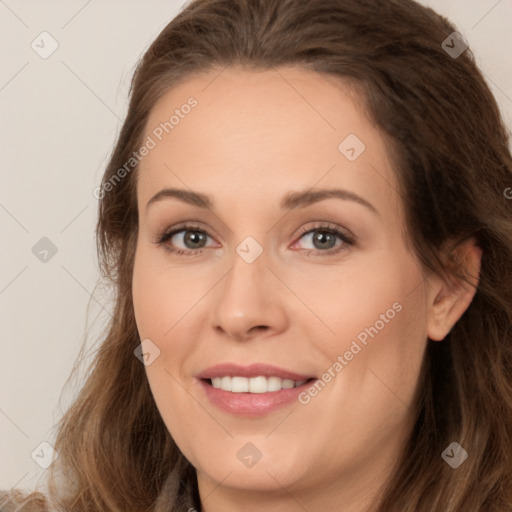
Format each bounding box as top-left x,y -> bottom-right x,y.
220,241 -> 271,312
210,237 -> 288,340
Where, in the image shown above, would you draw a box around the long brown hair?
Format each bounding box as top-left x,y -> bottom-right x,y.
4,0 -> 512,510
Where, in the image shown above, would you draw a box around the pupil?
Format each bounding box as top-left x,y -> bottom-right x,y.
314,231 -> 335,249
185,230 -> 205,248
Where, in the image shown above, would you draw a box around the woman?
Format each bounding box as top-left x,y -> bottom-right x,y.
3,0 -> 511,510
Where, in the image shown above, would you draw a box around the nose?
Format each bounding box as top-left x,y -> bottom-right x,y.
210,249 -> 289,342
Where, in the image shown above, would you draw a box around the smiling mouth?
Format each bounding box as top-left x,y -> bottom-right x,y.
205,376 -> 315,393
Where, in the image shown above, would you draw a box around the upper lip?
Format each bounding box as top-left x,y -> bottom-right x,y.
196,363 -> 315,381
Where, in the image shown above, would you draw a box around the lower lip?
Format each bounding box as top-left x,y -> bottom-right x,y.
199,379 -> 314,417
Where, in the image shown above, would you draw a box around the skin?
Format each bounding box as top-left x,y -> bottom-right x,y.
132,66 -> 481,512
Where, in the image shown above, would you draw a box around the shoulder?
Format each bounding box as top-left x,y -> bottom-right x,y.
0,490 -> 48,512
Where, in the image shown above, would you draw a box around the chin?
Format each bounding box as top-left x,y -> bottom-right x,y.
186,437 -> 308,492
197,459 -> 306,492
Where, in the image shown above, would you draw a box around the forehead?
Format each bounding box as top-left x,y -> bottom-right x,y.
137,66 -> 400,218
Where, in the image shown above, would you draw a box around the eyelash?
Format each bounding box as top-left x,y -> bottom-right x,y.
153,222 -> 355,258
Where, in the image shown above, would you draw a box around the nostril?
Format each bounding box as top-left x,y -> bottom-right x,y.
251,326 -> 268,333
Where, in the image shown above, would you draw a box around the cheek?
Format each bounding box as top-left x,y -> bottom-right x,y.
132,245 -> 196,340
131,246 -> 207,390
328,279 -> 427,422
132,259 -> 161,341
307,259 -> 421,352
132,249 -> 202,453
310,253 -> 428,407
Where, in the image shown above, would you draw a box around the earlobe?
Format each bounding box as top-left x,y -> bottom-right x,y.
426,237 -> 482,342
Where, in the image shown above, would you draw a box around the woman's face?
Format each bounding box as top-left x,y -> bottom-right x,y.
132,66 -> 439,508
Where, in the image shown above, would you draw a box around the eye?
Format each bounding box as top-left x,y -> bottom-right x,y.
154,223 -> 216,256
153,221 -> 355,257
292,222 -> 355,256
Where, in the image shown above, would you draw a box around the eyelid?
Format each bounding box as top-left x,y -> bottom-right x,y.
153,222 -> 218,247
294,222 -> 355,245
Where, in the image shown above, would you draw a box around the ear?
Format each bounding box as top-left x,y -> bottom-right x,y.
426,236 -> 482,341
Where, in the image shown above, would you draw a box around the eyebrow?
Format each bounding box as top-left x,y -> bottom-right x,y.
146,187 -> 379,216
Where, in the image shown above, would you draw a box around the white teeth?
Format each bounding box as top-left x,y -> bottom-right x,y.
281,379 -> 295,389
221,376 -> 231,391
267,376 -> 282,392
210,376 -> 308,393
249,376 -> 267,393
231,376 -> 249,393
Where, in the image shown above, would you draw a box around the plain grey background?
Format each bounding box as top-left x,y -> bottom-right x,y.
1,0 -> 511,493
